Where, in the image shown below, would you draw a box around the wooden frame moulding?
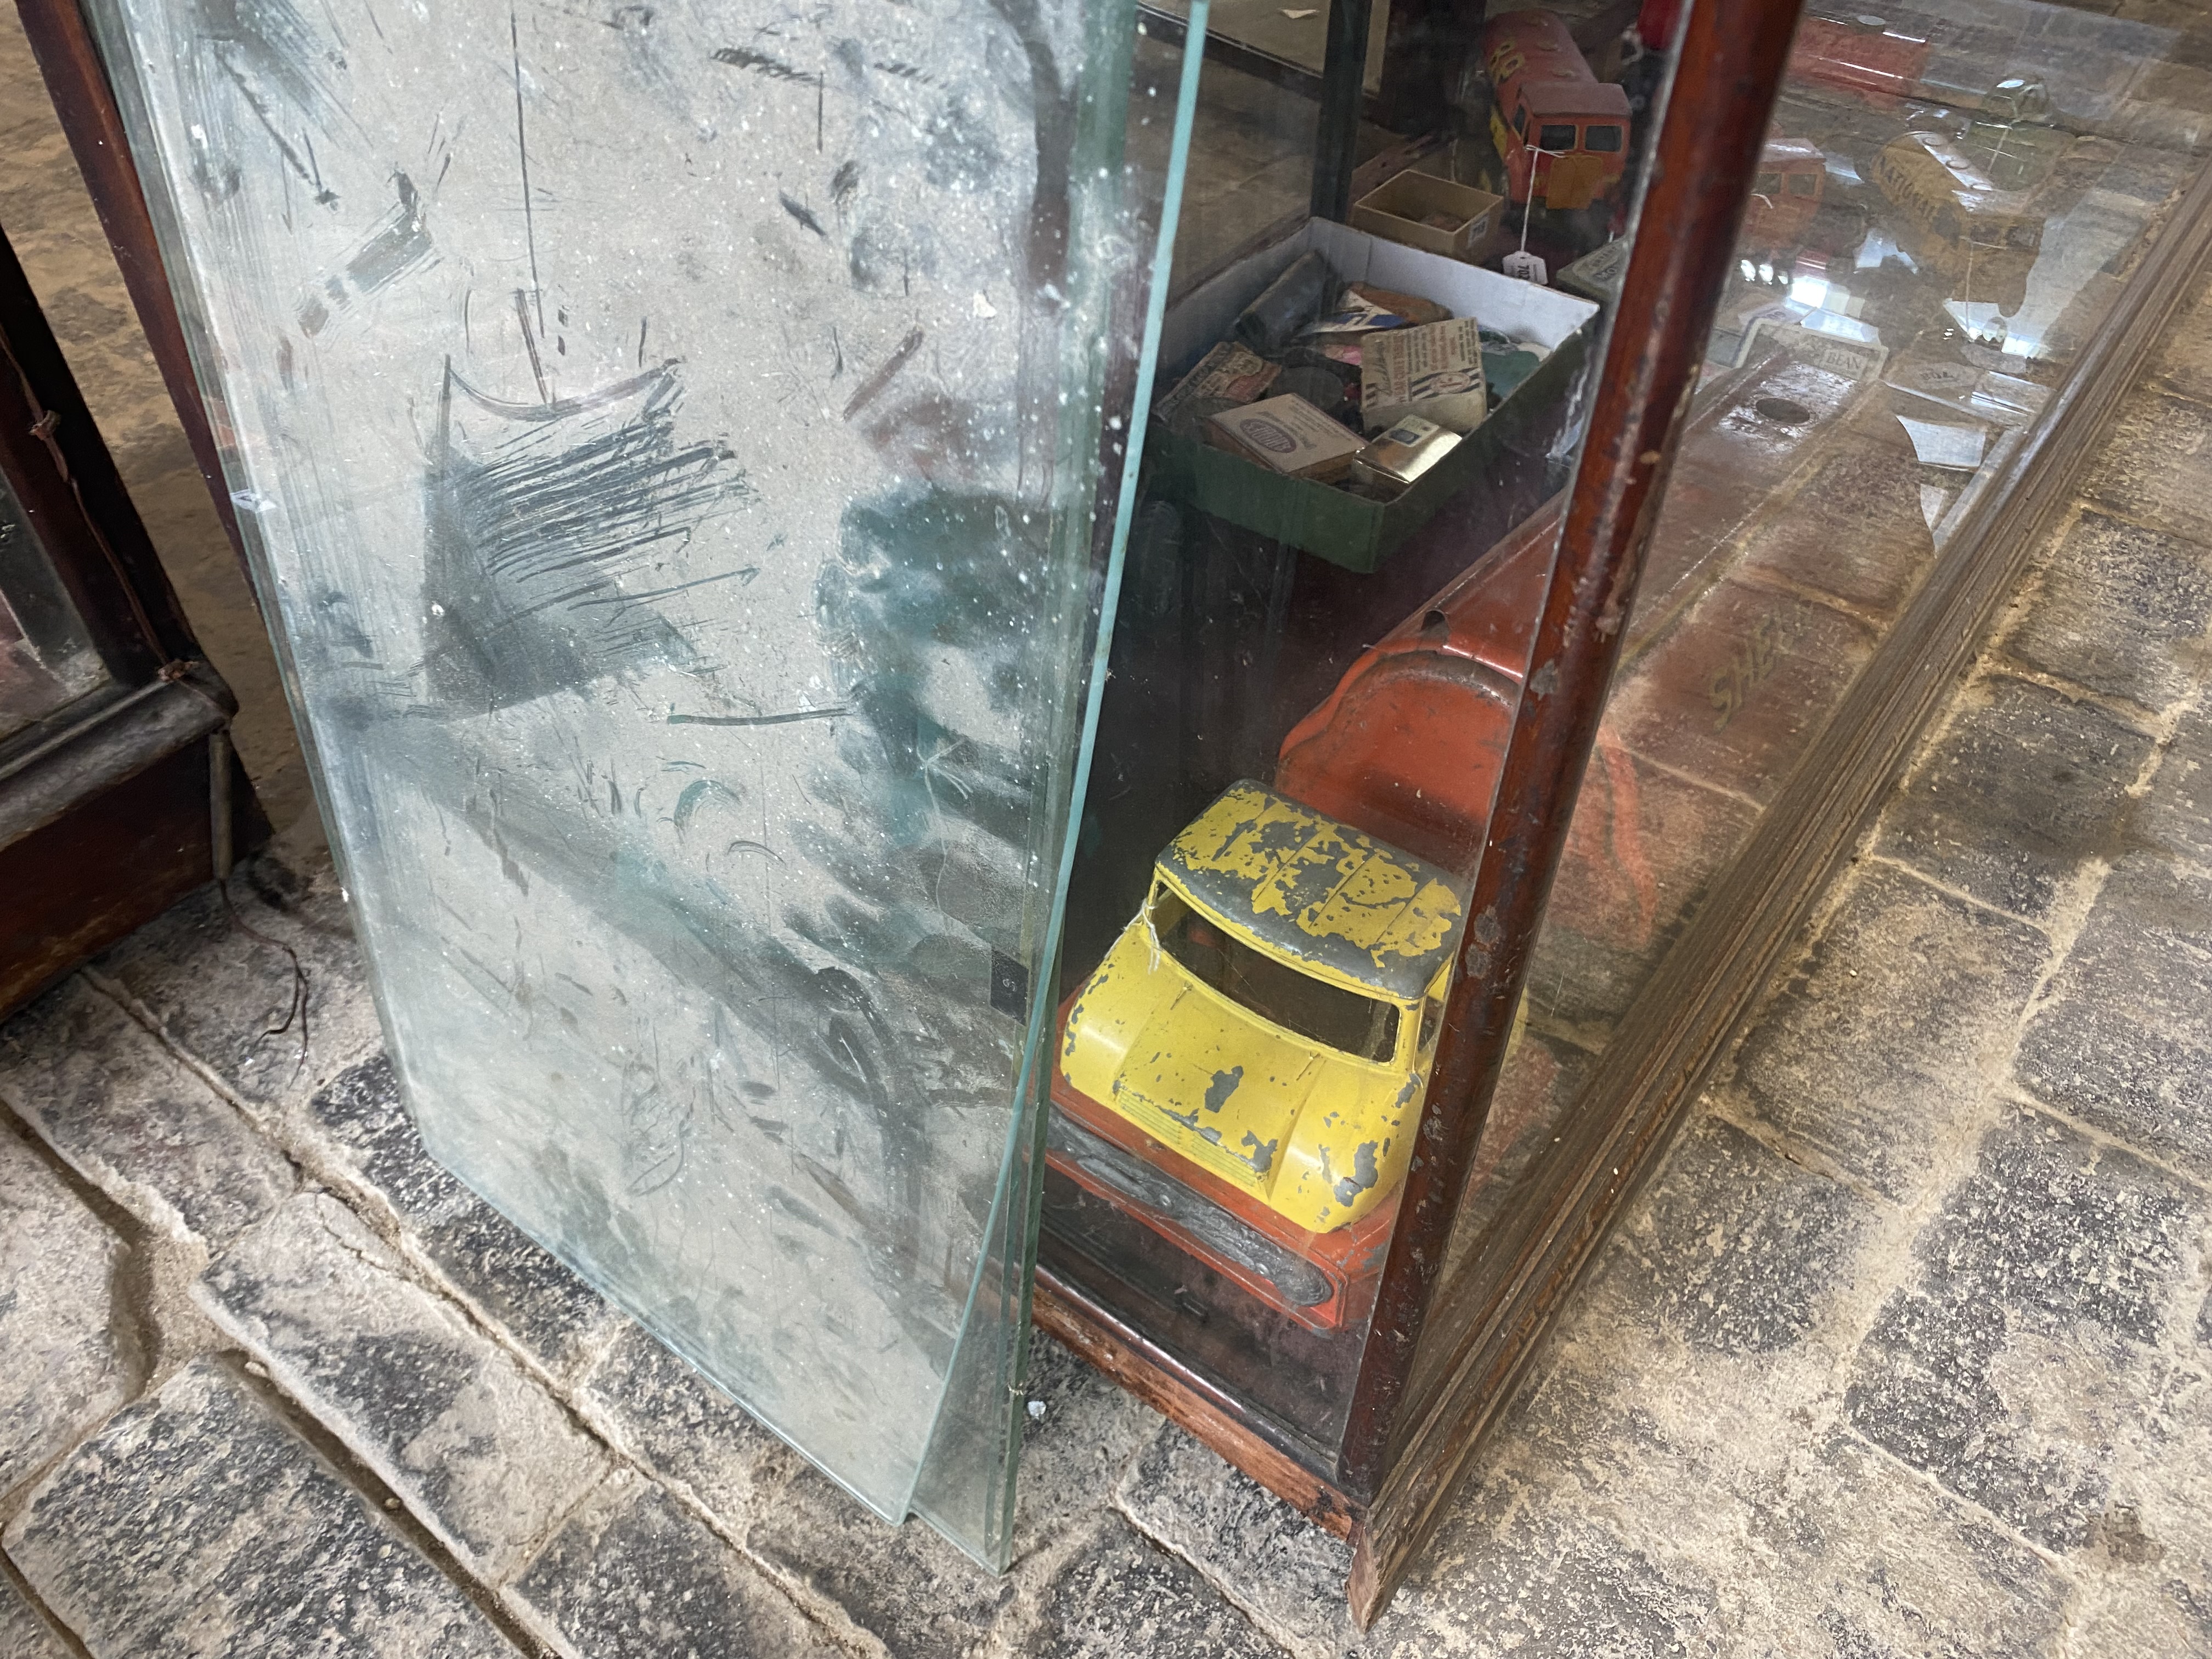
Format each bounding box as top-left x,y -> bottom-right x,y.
0,220 -> 263,1015
12,0 -> 249,575
1336,0 -> 1805,1514
0,222 -> 191,679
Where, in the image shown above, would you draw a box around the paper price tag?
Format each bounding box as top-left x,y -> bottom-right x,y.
1501,249 -> 1549,286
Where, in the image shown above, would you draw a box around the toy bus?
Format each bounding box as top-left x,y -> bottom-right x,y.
1743,136 -> 1827,249
1479,9 -> 1633,213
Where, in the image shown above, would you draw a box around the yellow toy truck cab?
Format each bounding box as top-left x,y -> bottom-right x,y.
1058,782 -> 1470,1235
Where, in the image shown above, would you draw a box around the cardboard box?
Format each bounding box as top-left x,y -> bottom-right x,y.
1351,171 -> 1504,263
1706,283 -> 1795,368
1558,238 -> 1630,304
1360,318 -> 1489,433
1354,416 -> 1460,490
1146,220 -> 1599,573
1305,284 -> 1451,341
1207,394 -> 1365,482
1154,341 -> 1280,430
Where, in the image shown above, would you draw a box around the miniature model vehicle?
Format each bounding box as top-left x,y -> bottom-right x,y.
1046,1069 -> 1403,1333
1744,136 -> 1827,249
1869,129 -> 2044,315
1787,12 -> 1932,106
1635,0 -> 1684,50
1051,785 -> 1470,1329
1046,517 -> 1553,1333
1474,9 -> 1633,213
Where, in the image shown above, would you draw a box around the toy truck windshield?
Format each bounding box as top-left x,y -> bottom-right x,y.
1149,884 -> 1402,1062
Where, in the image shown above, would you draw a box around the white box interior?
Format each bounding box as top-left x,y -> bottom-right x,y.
1160,219 -> 1602,381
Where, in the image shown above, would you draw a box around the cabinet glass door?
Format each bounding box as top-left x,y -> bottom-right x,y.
0,468 -> 109,747
84,0 -> 1200,1564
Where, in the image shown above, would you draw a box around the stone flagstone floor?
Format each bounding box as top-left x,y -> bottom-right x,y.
5,287 -> 2212,1653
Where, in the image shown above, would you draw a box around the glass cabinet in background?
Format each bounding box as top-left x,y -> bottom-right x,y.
24,0 -> 2212,1617
0,219 -> 261,1017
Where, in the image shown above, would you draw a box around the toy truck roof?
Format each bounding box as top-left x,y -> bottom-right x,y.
1516,74 -> 1633,122
1485,9 -> 1634,122
1157,782 -> 1472,1004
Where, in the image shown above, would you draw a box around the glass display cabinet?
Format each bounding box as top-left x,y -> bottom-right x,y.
24,0 -> 2212,1618
0,218 -> 261,1017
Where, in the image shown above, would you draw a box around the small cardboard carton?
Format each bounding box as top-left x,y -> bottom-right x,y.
1353,415 -> 1460,492
1558,238 -> 1630,304
1304,284 -> 1452,342
1707,283 -> 1795,369
1360,318 -> 1489,433
1207,394 -> 1365,483
1154,340 -> 1281,430
1351,171 -> 1504,263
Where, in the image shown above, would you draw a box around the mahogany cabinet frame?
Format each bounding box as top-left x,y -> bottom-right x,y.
14,0 -> 247,571
1352,146 -> 2212,1611
1040,0 -> 1805,1616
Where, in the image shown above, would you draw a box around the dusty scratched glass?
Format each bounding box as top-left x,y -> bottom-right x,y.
88,0 -> 1193,1557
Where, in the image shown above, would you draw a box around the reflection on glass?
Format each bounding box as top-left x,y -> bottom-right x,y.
1454,0 -> 2210,1284
0,470 -> 108,744
1131,3 -> 1403,289
1042,0 -> 2211,1496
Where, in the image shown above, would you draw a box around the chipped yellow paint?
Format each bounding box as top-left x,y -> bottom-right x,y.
1178,791 -> 1329,890
1304,854 -> 1459,964
1169,783 -> 1465,988
1062,913 -> 1437,1229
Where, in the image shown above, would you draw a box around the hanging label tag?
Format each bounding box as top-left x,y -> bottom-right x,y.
1502,249 -> 1549,286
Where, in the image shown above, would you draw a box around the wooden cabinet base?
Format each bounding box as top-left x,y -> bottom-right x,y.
0,669 -> 267,1018
1033,1269 -> 1367,1539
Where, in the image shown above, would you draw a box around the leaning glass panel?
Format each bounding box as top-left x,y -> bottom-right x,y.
82,0 -> 1197,1560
